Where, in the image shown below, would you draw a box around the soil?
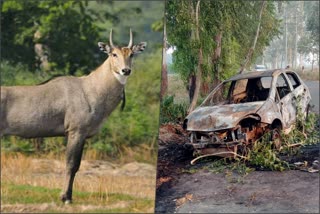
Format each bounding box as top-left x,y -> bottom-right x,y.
155,123 -> 320,213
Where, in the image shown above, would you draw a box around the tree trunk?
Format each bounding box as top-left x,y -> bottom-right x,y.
188,0 -> 202,113
239,1 -> 267,73
294,7 -> 298,69
34,29 -> 50,71
311,48 -> 315,72
187,0 -> 196,103
212,31 -> 222,88
188,74 -> 196,103
160,18 -> 168,100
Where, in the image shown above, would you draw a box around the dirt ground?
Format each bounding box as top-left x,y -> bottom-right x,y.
155,124 -> 320,213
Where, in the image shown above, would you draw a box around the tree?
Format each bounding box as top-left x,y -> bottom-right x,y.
188,0 -> 202,113
1,1 -> 102,74
1,1 -> 164,75
161,19 -> 168,99
239,1 -> 267,74
305,1 -> 319,47
166,0 -> 280,107
263,1 -> 318,70
298,33 -> 318,72
150,14 -> 166,98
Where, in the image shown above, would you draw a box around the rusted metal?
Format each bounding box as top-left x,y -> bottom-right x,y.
186,102 -> 264,132
184,69 -> 311,161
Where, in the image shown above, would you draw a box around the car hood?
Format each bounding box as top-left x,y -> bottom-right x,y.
186,102 -> 264,131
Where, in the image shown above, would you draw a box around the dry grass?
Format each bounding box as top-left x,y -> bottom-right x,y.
167,74 -> 189,104
296,68 -> 319,81
84,139 -> 158,165
1,152 -> 156,212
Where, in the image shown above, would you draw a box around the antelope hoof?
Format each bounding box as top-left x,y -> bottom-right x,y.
64,200 -> 72,204
61,194 -> 72,204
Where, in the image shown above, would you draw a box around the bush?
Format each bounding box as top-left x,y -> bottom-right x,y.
247,133 -> 289,171
0,60 -> 49,86
160,95 -> 189,124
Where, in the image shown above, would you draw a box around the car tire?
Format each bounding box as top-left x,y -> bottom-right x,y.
270,128 -> 282,150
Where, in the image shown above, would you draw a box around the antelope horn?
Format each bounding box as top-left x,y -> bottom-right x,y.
127,28 -> 133,48
109,29 -> 114,48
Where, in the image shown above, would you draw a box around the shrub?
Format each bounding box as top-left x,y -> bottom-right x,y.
1,60 -> 49,86
160,95 -> 189,124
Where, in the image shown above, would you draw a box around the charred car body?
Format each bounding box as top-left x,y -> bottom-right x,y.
183,70 -> 311,157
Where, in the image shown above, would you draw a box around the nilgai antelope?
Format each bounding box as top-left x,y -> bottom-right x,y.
0,29 -> 147,203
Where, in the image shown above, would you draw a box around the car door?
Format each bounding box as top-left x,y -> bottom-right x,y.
274,73 -> 296,129
284,72 -> 311,116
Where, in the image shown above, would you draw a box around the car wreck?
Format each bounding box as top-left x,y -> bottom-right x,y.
183,69 -> 311,159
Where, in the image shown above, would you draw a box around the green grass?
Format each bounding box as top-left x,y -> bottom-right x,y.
1,182 -> 153,213
1,182 -> 60,204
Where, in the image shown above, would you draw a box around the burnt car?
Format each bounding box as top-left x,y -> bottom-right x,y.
183,69 -> 311,158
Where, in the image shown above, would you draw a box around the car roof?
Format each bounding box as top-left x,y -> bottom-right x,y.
227,69 -> 284,81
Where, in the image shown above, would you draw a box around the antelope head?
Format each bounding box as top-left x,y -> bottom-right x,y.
98,29 -> 147,84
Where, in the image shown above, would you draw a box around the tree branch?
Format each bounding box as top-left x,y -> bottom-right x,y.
239,1 -> 267,74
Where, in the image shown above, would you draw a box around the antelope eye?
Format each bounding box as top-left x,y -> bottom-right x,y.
112,53 -> 117,57
129,53 -> 134,58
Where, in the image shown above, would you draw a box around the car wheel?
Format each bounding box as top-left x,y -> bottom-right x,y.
270,128 -> 282,150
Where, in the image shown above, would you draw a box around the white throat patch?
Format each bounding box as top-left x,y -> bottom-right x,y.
112,71 -> 128,85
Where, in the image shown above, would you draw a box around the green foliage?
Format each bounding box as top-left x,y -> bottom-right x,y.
304,113 -> 320,145
0,60 -> 49,86
197,104 -> 319,173
247,134 -> 289,171
1,1 -> 164,74
281,111 -> 319,148
1,137 -> 35,154
160,95 -> 189,124
166,0 -> 280,91
265,1 -> 318,69
305,1 -> 319,47
247,102 -> 319,171
1,0 -> 101,74
86,1 -> 164,50
298,33 -> 317,57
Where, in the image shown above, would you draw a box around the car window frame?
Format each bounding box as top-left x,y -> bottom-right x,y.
285,71 -> 301,89
275,73 -> 293,100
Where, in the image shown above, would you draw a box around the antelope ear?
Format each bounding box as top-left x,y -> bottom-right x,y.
132,42 -> 147,55
98,42 -> 111,54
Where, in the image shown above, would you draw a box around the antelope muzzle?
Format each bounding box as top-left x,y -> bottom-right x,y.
122,68 -> 131,76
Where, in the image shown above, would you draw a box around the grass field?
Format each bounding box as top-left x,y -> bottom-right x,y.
1,152 -> 156,213
296,69 -> 319,81
167,74 -> 189,104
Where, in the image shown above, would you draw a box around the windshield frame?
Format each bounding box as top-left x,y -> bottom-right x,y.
200,76 -> 273,107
